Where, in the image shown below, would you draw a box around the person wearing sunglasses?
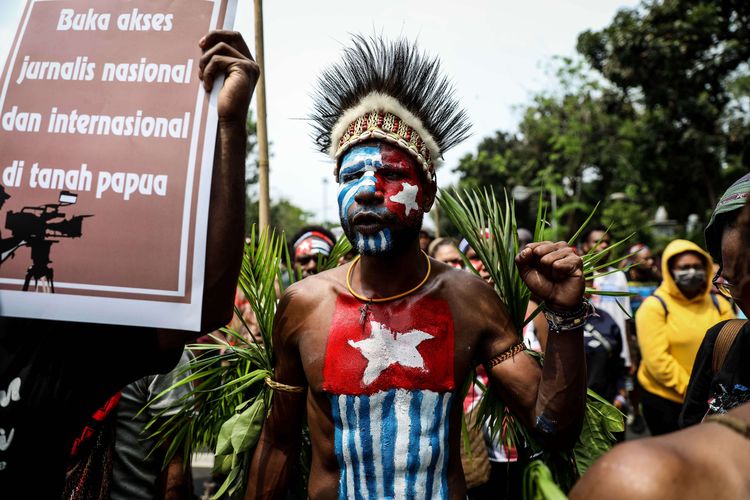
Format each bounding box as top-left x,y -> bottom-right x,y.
681,173 -> 750,428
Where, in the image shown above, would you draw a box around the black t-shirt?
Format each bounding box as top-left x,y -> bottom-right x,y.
0,317 -> 181,498
680,320 -> 750,428
584,309 -> 625,403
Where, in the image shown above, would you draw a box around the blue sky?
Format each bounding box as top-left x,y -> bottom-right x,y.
0,0 -> 640,224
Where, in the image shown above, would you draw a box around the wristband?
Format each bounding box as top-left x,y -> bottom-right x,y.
543,298 -> 594,332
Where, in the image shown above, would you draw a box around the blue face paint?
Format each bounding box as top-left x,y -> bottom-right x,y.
338,146 -> 394,255
338,146 -> 381,222
354,229 -> 393,256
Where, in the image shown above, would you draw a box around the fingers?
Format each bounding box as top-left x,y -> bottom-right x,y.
515,241 -> 566,265
547,254 -> 584,281
198,31 -> 259,92
516,241 -> 582,278
200,30 -> 252,59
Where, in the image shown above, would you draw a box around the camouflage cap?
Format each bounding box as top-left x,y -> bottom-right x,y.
705,173 -> 750,264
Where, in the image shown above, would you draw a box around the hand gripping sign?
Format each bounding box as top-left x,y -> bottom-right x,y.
0,0 -> 237,330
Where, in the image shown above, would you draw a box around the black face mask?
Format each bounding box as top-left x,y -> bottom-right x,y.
673,268 -> 707,294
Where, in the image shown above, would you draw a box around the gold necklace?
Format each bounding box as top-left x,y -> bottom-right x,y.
346,250 -> 432,324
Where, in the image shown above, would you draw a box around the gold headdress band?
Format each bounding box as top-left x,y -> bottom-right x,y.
329,92 -> 441,183
334,110 -> 434,179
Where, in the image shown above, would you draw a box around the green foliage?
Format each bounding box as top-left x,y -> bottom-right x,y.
576,0 -> 750,220
438,188 -> 626,495
438,188 -> 543,335
574,390 -> 625,477
146,227 -> 351,499
245,197 -> 314,237
457,2 -> 750,245
523,460 -> 568,500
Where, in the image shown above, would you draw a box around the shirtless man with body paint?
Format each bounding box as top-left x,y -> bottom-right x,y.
245,35 -> 586,499
245,140 -> 587,499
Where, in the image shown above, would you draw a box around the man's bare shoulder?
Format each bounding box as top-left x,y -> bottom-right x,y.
281,265 -> 347,306
571,421 -> 750,500
570,438 -> 687,500
430,259 -> 494,296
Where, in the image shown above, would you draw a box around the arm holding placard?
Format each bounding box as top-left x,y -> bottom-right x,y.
159,30 -> 259,348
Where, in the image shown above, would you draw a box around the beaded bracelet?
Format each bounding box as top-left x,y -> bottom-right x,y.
543,298 -> 594,332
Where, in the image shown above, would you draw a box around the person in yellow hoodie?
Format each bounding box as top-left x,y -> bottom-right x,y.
635,239 -> 734,435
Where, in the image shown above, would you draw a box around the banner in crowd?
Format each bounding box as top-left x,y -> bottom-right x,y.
0,0 -> 237,330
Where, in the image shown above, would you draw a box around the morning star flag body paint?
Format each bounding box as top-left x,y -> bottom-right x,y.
323,294 -> 455,499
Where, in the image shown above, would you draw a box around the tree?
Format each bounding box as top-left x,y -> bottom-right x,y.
455,0 -> 750,246
245,197 -> 313,238
455,59 -> 650,242
577,0 -> 750,219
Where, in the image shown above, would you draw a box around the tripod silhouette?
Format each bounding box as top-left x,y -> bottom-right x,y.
22,238 -> 56,292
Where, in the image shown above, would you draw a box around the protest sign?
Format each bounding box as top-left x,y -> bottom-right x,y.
0,0 -> 237,330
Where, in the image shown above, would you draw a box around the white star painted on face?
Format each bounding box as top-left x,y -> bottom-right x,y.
389,182 -> 419,216
347,321 -> 434,385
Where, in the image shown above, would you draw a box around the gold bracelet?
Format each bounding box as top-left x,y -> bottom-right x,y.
264,376 -> 306,394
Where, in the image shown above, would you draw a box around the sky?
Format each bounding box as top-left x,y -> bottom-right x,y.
0,0 -> 640,224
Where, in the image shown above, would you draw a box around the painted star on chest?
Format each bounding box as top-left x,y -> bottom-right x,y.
348,321 -> 434,385
389,182 -> 419,216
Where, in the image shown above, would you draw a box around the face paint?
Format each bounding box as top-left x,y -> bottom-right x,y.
323,294 -> 455,499
337,143 -> 425,256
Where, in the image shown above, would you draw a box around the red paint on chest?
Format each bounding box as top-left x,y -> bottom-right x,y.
323,294 -> 455,395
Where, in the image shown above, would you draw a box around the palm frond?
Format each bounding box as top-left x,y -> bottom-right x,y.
438,187 -> 627,492
146,225 -> 346,498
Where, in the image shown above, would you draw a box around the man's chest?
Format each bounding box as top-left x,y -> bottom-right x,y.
315,294 -> 455,396
304,294 -> 458,499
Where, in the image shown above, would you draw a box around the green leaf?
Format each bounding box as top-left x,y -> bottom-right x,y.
230,397 -> 266,453
216,412 -> 241,456
567,202 -> 600,247
573,389 -> 625,476
212,465 -> 241,500
213,454 -> 233,474
523,460 -> 569,500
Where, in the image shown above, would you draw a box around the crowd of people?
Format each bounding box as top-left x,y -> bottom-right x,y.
1,26 -> 749,500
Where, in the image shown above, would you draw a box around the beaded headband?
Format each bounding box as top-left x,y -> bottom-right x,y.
329,93 -> 440,183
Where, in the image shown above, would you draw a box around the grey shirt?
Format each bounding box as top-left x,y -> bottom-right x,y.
110,349 -> 193,500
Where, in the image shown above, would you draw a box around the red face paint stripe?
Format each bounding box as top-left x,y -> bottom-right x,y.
379,148 -> 424,222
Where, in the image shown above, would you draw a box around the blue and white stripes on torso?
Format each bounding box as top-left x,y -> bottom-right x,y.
330,389 -> 453,500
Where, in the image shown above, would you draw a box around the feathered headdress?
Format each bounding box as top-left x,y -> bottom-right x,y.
310,35 -> 471,182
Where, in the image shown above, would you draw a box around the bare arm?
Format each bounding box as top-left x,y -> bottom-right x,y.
158,449 -> 192,500
245,288 -> 308,499
158,31 -> 259,349
571,403 -> 750,500
483,242 -> 587,449
529,300 -> 549,352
